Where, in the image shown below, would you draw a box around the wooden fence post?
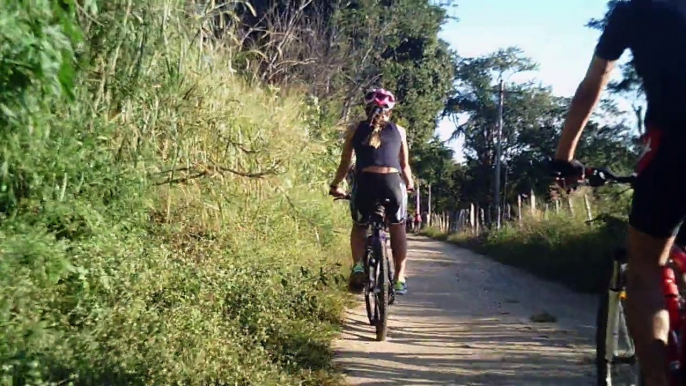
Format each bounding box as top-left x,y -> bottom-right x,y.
583,194 -> 593,221
475,205 -> 480,235
470,203 -> 476,234
568,196 -> 575,216
544,203 -> 549,220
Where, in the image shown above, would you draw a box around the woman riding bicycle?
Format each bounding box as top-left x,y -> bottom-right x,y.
329,88 -> 415,295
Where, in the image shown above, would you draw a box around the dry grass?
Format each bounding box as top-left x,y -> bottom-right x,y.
423,190 -> 631,293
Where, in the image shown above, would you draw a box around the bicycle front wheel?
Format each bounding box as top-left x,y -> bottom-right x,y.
596,259 -> 642,386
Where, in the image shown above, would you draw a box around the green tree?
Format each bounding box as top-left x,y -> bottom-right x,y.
412,138 -> 463,213
226,0 -> 458,148
443,47 -> 537,205
444,47 -> 638,211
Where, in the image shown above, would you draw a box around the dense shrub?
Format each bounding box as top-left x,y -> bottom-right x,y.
0,1 -> 348,384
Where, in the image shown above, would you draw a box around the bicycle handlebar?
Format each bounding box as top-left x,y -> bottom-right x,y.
584,167 -> 636,188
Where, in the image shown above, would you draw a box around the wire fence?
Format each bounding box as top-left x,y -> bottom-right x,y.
420,190 -> 597,235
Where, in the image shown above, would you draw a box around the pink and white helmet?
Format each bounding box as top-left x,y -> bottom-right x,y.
364,88 -> 396,111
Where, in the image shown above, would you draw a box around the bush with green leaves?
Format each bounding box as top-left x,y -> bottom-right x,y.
0,1 -> 349,385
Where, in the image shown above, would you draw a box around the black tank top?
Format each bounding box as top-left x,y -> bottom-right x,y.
595,1 -> 686,133
352,121 -> 402,171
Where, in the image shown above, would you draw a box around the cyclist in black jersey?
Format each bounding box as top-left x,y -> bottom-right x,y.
552,1 -> 686,384
329,88 -> 415,295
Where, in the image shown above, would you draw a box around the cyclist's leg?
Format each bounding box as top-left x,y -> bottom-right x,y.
626,129 -> 686,386
626,228 -> 674,386
384,173 -> 409,290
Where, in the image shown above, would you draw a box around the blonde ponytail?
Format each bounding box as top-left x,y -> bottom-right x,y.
366,115 -> 384,149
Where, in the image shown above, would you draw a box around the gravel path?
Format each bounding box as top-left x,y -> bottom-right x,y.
333,235 -> 600,385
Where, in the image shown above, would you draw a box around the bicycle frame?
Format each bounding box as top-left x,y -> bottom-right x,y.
365,213 -> 386,264
666,244 -> 686,384
604,245 -> 686,385
365,207 -> 395,297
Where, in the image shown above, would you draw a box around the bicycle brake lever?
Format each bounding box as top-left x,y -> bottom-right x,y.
587,168 -> 609,188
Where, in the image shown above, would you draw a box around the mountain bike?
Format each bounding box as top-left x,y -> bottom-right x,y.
335,194 -> 396,341
585,167 -> 686,386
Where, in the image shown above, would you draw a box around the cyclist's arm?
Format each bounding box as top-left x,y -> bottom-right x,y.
397,124 -> 414,189
555,57 -> 616,161
555,2 -> 631,161
330,124 -> 357,187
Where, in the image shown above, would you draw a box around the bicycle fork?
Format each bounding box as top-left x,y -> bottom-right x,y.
605,258 -> 631,365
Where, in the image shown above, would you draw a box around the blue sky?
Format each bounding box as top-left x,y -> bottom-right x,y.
435,0 -> 617,162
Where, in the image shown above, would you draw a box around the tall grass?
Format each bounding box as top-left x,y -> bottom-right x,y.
1,1 -> 349,384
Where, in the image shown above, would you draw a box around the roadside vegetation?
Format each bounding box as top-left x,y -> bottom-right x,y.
1,0 -> 458,384
1,1 -> 351,385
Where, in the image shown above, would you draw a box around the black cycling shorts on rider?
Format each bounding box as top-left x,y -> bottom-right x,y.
349,172 -> 407,226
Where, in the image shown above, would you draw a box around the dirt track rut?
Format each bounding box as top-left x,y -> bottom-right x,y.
333,235 -> 600,385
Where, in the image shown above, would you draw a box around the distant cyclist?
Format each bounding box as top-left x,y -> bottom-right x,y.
551,1 -> 686,384
414,212 -> 422,233
329,88 -> 415,295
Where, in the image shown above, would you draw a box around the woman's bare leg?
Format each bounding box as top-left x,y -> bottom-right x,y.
389,223 -> 408,282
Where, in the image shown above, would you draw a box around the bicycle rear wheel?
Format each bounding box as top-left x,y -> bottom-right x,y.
596,250 -> 642,386
364,241 -> 376,327
374,236 -> 390,341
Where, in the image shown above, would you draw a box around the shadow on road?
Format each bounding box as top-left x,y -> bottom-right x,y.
334,236 -> 596,386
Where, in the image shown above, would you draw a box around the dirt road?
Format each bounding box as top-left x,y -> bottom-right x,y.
333,235 -> 599,385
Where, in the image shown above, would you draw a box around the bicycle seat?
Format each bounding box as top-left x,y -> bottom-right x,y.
371,199 -> 391,221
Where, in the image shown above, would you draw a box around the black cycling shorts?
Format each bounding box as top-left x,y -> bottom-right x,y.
350,172 -> 407,226
629,127 -> 686,239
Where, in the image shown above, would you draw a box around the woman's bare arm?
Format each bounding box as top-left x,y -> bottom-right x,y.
330,124 -> 357,187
